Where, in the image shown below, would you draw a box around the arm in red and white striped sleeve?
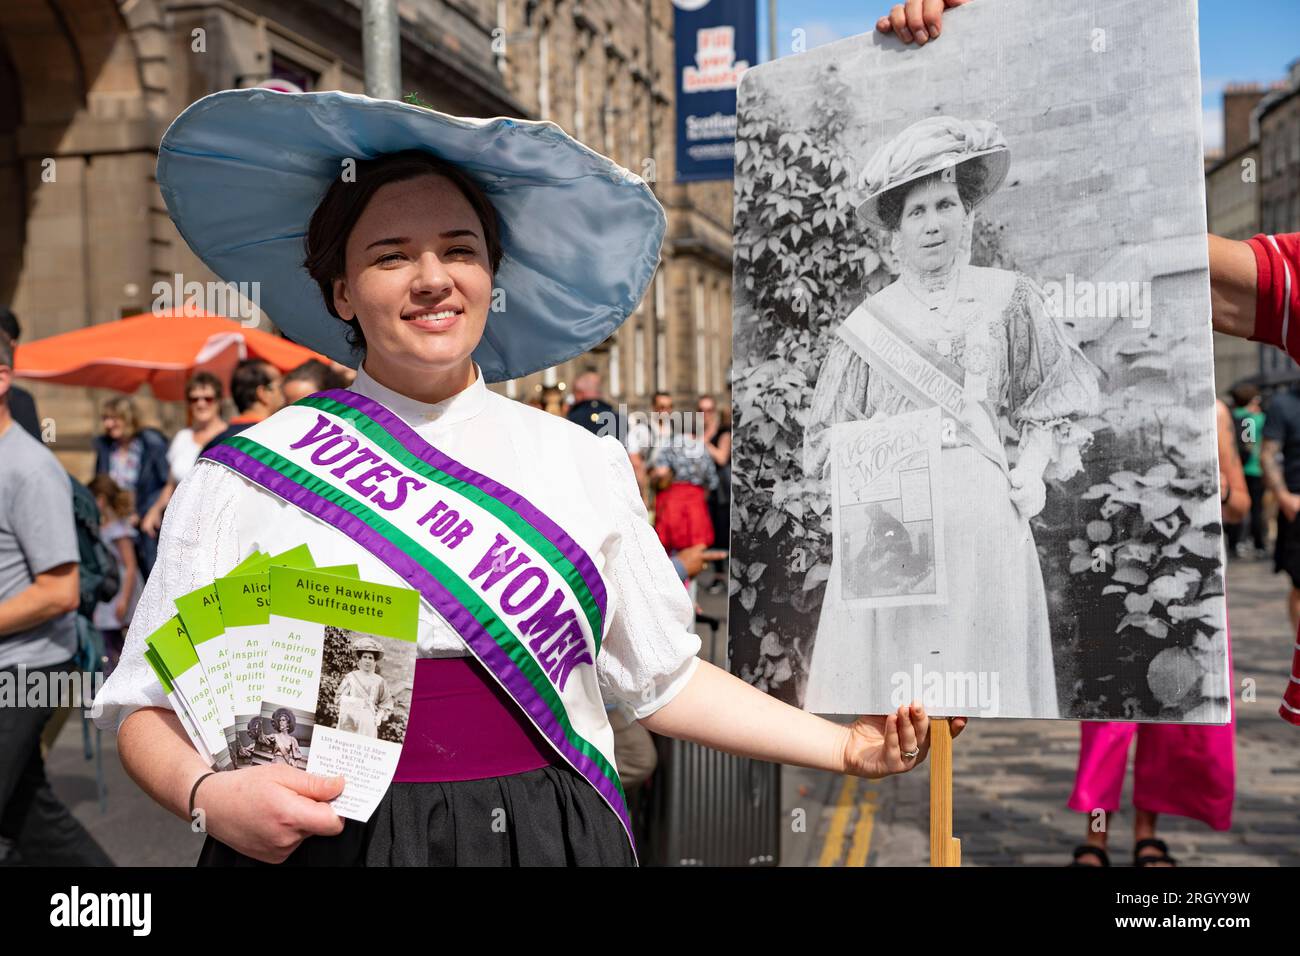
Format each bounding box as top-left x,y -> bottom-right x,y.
1246,232 -> 1300,360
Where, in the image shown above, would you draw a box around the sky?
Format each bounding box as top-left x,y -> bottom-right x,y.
750,0 -> 1300,154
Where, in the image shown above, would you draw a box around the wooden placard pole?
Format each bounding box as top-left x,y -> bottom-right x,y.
929,717 -> 961,867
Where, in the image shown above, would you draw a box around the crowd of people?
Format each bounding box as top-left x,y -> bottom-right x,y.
1214,376 -> 1300,642
0,337 -> 366,863
89,357 -> 735,673
540,371 -> 733,598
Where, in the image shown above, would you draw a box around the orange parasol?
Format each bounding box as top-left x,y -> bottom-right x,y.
12,311 -> 328,401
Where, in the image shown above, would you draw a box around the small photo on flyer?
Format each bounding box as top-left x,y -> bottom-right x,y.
315,627 -> 416,745
232,714 -> 266,769
249,704 -> 314,770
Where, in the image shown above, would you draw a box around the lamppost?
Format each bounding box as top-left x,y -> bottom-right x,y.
362,0 -> 401,99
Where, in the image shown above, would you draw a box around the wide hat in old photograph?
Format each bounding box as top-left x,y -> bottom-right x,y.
156,88 -> 667,383
855,115 -> 1011,230
349,636 -> 384,660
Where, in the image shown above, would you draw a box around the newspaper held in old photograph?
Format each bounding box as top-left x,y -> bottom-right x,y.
830,406 -> 946,609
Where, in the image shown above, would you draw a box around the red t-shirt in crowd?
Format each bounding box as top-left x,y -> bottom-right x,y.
1244,231 -> 1300,726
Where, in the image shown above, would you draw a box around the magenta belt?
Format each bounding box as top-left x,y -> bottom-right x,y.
392,657 -> 559,783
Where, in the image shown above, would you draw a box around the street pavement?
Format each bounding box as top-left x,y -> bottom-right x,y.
779,554 -> 1300,867
43,554 -> 1299,866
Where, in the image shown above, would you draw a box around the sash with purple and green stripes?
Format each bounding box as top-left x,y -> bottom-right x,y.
199,388 -> 634,858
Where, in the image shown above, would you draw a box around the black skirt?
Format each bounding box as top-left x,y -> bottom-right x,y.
195,764 -> 636,867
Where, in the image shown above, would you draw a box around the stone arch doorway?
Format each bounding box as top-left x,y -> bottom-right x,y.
0,0 -> 169,475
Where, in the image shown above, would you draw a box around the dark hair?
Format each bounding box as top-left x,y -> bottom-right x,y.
0,307 -> 19,343
230,359 -> 276,413
875,159 -> 989,232
185,370 -> 225,401
1230,384 -> 1260,407
303,151 -> 504,355
284,358 -> 341,391
0,329 -> 11,370
652,390 -> 672,404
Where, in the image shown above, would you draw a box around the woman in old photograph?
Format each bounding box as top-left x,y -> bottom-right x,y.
335,636 -> 394,738
803,115 -> 1100,717
259,708 -> 305,769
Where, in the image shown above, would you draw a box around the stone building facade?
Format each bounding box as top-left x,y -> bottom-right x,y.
493,0 -> 733,415
1255,61 -> 1300,386
1205,84 -> 1264,395
1204,63 -> 1300,394
0,0 -> 734,480
1258,61 -> 1300,237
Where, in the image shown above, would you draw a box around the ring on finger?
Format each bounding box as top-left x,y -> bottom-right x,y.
901,747 -> 920,760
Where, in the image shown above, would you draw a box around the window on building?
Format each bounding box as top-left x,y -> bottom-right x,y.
656,329 -> 667,393
496,0 -> 508,75
270,52 -> 318,92
602,77 -> 613,155
712,279 -> 724,394
633,317 -> 645,397
574,48 -> 585,139
654,268 -> 667,394
694,274 -> 707,396
538,19 -> 550,119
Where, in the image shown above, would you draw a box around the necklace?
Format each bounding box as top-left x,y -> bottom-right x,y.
900,273 -> 969,356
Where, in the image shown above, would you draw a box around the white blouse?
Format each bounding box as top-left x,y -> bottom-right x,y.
93,362 -> 702,733
166,428 -> 203,483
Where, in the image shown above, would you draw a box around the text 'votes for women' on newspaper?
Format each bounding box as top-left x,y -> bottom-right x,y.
830,406 -> 947,609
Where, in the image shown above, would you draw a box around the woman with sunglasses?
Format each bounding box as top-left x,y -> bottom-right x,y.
139,372 -> 228,539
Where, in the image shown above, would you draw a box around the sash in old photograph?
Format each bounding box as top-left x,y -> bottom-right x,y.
837,300 -> 1009,477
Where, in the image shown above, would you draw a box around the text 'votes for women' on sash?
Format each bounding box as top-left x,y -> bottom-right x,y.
198,389 -> 636,855
836,300 -> 1010,479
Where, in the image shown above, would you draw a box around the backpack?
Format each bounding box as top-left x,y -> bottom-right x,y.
69,476 -> 121,617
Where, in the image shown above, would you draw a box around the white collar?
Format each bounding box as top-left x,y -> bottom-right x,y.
348,360 -> 489,429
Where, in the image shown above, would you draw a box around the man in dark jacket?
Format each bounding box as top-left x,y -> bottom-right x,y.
565,369 -> 618,437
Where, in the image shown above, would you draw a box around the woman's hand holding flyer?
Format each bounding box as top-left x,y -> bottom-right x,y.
145,545 -> 420,828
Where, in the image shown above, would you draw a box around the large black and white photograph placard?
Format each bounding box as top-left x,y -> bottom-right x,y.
728,0 -> 1230,722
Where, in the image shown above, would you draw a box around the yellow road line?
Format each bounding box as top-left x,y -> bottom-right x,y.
817,776 -> 859,867
845,790 -> 879,867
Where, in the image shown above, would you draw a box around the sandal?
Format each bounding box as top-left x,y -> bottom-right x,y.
1133,838 -> 1177,867
1069,845 -> 1110,867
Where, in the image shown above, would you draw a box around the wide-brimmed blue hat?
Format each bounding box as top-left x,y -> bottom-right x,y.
156,89 -> 667,382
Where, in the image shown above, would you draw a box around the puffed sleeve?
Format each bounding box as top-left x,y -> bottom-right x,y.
803,333 -> 872,482
594,434 -> 702,719
1007,274 -> 1101,481
92,460 -> 247,733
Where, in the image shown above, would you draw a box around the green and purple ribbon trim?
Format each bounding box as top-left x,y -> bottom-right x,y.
200,430 -> 634,855
305,388 -> 607,644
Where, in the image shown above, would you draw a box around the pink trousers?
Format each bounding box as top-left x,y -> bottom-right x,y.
1067,630 -> 1236,831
